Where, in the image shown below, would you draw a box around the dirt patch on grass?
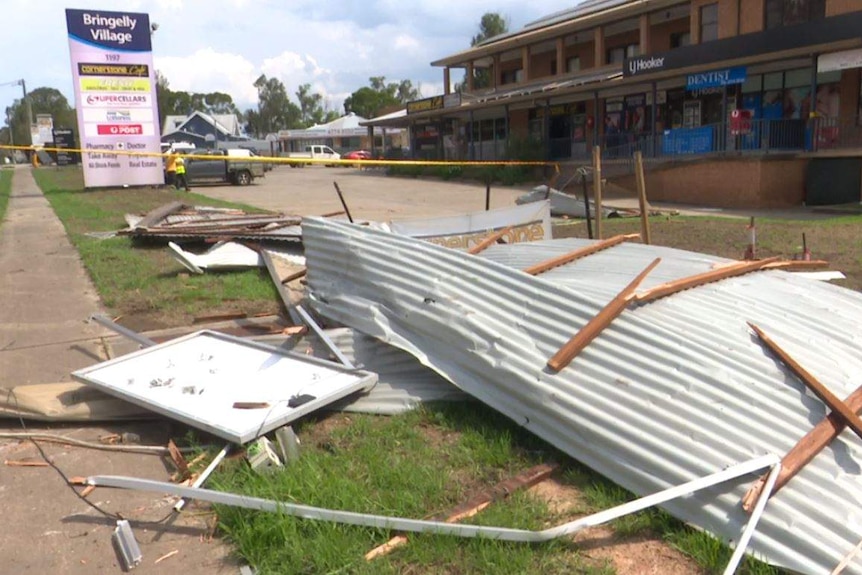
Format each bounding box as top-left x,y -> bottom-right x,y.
529,477 -> 702,575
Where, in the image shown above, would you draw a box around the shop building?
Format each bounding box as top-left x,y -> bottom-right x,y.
366,0 -> 862,207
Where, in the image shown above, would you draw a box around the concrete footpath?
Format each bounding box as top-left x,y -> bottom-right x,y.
0,167 -> 237,574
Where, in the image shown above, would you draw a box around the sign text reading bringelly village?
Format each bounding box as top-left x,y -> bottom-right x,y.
65,8 -> 163,187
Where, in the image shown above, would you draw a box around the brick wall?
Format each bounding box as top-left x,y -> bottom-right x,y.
826,0 -> 862,16
690,0 -> 739,42
612,157 -> 808,208
530,50 -> 555,79
604,29 -> 640,63
739,0 -> 764,34
564,42 -> 595,71
650,17 -> 690,53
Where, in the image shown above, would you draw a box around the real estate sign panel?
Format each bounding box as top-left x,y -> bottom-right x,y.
65,8 -> 163,187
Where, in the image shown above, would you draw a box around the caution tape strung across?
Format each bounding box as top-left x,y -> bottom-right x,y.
0,144 -> 560,171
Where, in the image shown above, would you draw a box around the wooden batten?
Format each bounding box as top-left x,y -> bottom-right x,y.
523,233 -> 641,276
634,257 -> 781,304
547,258 -> 661,372
468,226 -> 514,255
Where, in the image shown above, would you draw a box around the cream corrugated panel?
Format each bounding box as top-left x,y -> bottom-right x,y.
302,218 -> 862,575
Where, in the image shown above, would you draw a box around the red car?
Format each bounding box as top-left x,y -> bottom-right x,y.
342,150 -> 372,161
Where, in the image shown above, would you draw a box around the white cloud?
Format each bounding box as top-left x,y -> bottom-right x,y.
0,0 -> 588,119
155,48 -> 259,105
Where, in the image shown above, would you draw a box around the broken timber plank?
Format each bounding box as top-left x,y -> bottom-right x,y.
743,323 -> 862,508
467,226 -> 514,255
762,260 -> 830,271
523,233 -> 641,276
547,258 -> 660,372
634,151 -> 651,245
749,322 -> 862,442
134,201 -> 187,230
742,367 -> 862,512
365,463 -> 558,560
634,257 -> 781,304
280,268 -> 308,284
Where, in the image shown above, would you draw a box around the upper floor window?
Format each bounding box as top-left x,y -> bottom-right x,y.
670,31 -> 691,49
700,4 -> 719,42
765,0 -> 825,29
567,56 -> 581,73
501,68 -> 523,85
607,44 -> 638,65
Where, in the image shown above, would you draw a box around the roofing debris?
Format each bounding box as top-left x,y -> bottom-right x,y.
17,192 -> 862,574
71,330 -> 378,444
300,217 -> 862,575
121,201 -> 304,242
517,185 -> 621,218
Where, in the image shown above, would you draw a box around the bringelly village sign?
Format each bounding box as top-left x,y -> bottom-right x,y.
66,8 -> 163,188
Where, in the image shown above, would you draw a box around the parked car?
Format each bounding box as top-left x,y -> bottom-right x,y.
342,150 -> 372,161
284,145 -> 341,167
185,149 -> 265,186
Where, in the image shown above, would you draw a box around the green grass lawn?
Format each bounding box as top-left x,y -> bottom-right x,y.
555,213 -> 862,291
209,403 -> 779,575
31,166 -> 280,328
0,168 -> 12,224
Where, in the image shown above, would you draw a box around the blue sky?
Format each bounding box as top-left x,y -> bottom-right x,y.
1,0 -> 575,119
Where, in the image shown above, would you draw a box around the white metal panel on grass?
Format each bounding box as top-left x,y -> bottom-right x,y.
301,217 -> 862,575
72,330 -> 377,444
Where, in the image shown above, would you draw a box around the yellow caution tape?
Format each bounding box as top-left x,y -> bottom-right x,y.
0,144 -> 561,170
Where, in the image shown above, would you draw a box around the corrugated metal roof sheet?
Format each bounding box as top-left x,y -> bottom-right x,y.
301,218 -> 862,575
256,328 -> 468,415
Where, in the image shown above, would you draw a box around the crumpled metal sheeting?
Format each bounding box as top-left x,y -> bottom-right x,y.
302,217 -> 862,575
254,327 -> 469,415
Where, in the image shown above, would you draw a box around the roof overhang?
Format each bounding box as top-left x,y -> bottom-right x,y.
431,0 -> 683,68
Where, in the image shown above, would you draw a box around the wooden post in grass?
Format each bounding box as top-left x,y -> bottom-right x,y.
592,146 -> 603,240
634,151 -> 651,245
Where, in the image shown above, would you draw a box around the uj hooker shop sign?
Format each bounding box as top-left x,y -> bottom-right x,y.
686,67 -> 747,90
66,9 -> 163,187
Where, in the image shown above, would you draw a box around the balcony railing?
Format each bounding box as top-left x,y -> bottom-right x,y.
592,117 -> 862,161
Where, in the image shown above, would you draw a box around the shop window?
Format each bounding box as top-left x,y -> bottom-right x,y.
501,68 -> 523,85
567,57 -> 580,73
742,75 -> 763,94
784,68 -> 811,88
765,0 -> 826,29
495,118 -> 507,140
670,32 -> 690,49
480,119 -> 494,141
700,4 -> 718,43
607,44 -> 638,65
763,72 -> 783,91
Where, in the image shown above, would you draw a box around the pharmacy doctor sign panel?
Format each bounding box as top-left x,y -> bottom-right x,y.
66,9 -> 163,187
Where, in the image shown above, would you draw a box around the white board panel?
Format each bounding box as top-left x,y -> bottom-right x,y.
72,330 -> 377,443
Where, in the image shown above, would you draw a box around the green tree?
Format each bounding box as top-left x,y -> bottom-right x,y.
156,72 -> 241,130
296,83 -> 326,127
5,87 -> 76,146
251,74 -> 301,137
461,12 -> 510,91
343,77 -> 419,118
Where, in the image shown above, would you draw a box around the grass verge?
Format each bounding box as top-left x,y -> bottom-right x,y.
0,168 -> 12,224
210,404 -> 612,575
554,213 -> 862,291
210,403 -> 782,575
32,166 -> 280,328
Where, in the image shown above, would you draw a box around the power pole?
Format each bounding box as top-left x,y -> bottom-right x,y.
20,79 -> 33,146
